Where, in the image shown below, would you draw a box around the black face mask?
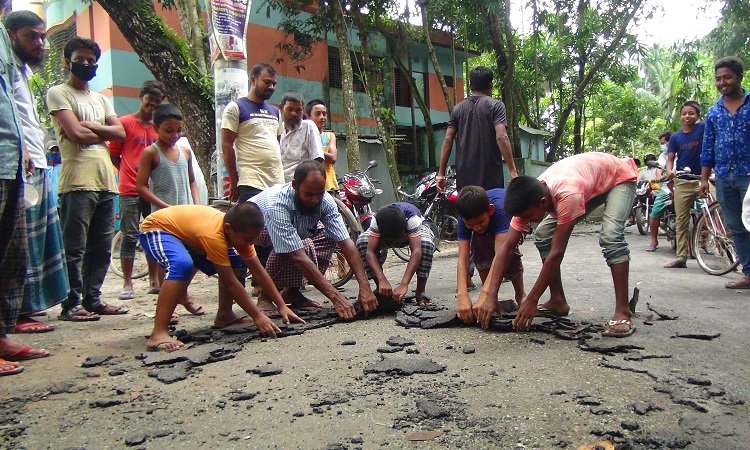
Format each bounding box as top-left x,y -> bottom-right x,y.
70,61 -> 98,81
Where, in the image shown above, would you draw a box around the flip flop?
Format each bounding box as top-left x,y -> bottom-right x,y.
2,345 -> 51,361
537,307 -> 569,318
211,315 -> 253,329
0,359 -> 23,376
87,304 -> 129,315
58,306 -> 101,322
602,319 -> 635,338
416,295 -> 435,307
14,318 -> 55,333
645,245 -> 658,252
118,289 -> 135,300
146,341 -> 184,352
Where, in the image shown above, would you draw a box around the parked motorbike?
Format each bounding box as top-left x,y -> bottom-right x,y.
393,170 -> 460,261
632,179 -> 658,235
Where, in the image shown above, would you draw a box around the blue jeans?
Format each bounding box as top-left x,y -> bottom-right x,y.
60,191 -> 116,311
535,181 -> 636,266
715,173 -> 750,276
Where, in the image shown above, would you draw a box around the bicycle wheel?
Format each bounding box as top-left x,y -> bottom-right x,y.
392,247 -> 411,262
694,202 -> 740,276
110,231 -> 149,279
325,198 -> 361,288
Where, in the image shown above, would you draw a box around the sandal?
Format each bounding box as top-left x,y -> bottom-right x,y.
0,358 -> 23,376
645,245 -> 658,252
2,345 -> 51,361
118,289 -> 135,300
58,306 -> 101,322
14,317 -> 55,333
602,319 -> 635,338
146,341 -> 184,352
87,303 -> 129,315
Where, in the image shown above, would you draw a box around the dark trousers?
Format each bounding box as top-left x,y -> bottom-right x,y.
60,191 -> 116,311
0,179 -> 27,334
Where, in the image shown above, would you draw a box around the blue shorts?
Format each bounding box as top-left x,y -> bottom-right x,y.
139,230 -> 244,281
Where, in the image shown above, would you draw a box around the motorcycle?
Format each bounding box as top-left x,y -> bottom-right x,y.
393,170 -> 460,261
632,179 -> 658,235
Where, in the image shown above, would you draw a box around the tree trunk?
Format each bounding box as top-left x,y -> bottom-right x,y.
96,0 -> 215,194
418,0 -> 453,114
357,27 -> 401,192
173,0 -> 208,76
547,0 -> 643,161
330,0 -> 361,171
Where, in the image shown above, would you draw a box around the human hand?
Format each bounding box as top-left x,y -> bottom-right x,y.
513,298 -> 539,331
509,169 -> 519,179
358,287 -> 378,317
253,314 -> 281,338
392,284 -> 408,303
667,171 -> 675,180
472,290 -> 498,329
436,177 -> 447,193
699,180 -> 709,198
278,305 -> 306,324
332,293 -> 356,321
229,185 -> 239,203
376,279 -> 393,298
456,293 -> 475,324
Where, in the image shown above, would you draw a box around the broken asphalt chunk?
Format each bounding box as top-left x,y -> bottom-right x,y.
386,336 -> 415,347
646,303 -> 679,320
248,366 -> 283,377
363,357 -> 446,376
673,331 -> 721,340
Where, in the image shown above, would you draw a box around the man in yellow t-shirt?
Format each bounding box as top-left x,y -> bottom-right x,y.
139,203 -> 304,352
47,37 -> 127,322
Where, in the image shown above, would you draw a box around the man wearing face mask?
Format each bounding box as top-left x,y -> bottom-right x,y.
6,10 -> 68,331
221,63 -> 284,202
278,91 -> 323,182
250,161 -> 377,320
46,37 -> 128,322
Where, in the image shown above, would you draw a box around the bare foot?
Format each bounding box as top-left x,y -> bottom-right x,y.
0,358 -> 23,376
180,294 -> 206,316
282,288 -> 323,309
212,312 -> 254,329
538,299 -> 570,315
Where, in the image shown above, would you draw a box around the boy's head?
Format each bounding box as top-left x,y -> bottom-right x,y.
456,186 -> 495,234
305,99 -> 327,131
375,205 -> 407,241
63,37 -> 101,82
504,176 -> 548,222
224,201 -> 265,248
139,80 -> 165,115
658,131 -> 671,146
153,103 -> 183,146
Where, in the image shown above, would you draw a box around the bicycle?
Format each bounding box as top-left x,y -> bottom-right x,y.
110,218 -> 149,279
692,186 -> 739,276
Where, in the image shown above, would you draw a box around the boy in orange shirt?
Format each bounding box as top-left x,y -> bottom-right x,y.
139,202 -> 304,351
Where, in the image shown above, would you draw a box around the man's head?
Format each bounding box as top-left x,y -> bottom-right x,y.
504,176 -> 549,223
139,80 -> 165,116
714,56 -> 744,98
292,160 -> 327,215
5,10 -> 45,65
306,98 -> 327,132
375,205 -> 407,242
249,63 -> 276,101
153,103 -> 183,146
46,140 -> 60,166
469,66 -> 493,93
63,37 -> 100,83
224,201 -> 265,248
658,131 -> 671,147
281,92 -> 305,129
643,153 -> 657,164
456,186 -> 495,234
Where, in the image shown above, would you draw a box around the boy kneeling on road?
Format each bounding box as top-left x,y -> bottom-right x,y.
356,203 -> 435,306
455,186 -> 525,324
139,203 -> 304,352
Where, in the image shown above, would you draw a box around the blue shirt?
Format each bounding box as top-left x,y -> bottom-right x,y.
250,183 -> 350,254
457,188 -> 512,240
701,91 -> 750,178
0,22 -> 23,180
668,122 -> 704,173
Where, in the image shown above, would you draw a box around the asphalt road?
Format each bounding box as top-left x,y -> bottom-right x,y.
2,223 -> 748,449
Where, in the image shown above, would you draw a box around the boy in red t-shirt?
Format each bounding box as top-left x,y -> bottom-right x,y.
108,80 -> 164,298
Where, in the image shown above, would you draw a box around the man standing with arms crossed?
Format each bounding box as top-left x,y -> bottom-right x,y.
222,63 -> 284,202
701,56 -> 750,289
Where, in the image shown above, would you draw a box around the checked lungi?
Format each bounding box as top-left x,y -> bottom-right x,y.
22,169 -> 68,314
255,222 -> 336,288
0,178 -> 27,334
356,224 -> 436,280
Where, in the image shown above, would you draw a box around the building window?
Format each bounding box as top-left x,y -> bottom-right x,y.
395,126 -> 423,167
394,69 -> 411,107
46,20 -> 77,84
328,46 -> 365,92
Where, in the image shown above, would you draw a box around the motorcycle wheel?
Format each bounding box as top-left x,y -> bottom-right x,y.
635,206 -> 648,235
326,198 -> 362,288
392,247 -> 411,262
440,214 -> 459,241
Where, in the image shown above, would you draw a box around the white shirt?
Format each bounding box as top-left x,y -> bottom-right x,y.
280,119 -> 323,182
12,55 -> 47,168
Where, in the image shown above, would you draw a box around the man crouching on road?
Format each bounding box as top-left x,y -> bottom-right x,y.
251,160 -> 377,319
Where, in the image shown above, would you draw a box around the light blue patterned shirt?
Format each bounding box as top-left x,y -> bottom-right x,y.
0,22 -> 23,180
250,183 -> 350,254
701,90 -> 750,178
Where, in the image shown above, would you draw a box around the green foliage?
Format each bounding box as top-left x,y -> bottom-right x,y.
703,0 -> 750,64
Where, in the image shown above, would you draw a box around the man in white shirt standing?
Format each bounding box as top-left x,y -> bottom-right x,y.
279,92 -> 324,182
